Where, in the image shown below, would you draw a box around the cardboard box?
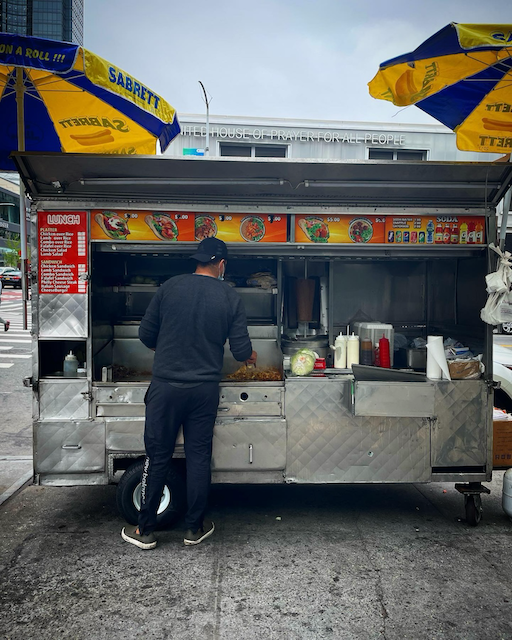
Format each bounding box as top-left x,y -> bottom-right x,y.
493,420 -> 512,468
448,360 -> 481,379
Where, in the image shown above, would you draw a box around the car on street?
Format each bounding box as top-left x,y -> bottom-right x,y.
0,266 -> 16,276
0,268 -> 22,288
493,336 -> 512,412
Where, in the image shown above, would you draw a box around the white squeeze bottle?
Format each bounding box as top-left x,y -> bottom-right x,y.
63,351 -> 78,377
334,332 -> 347,369
346,333 -> 360,369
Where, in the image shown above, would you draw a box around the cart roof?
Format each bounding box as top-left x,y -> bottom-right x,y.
11,152 -> 512,209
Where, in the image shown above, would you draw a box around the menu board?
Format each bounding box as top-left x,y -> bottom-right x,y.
38,211 -> 88,294
195,213 -> 287,243
295,215 -> 386,244
295,214 -> 486,245
384,215 -> 485,245
91,210 -> 195,241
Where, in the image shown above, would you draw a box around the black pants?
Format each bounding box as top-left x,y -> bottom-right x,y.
138,379 -> 220,535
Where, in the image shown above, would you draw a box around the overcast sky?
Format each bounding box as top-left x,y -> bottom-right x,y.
84,0 -> 511,126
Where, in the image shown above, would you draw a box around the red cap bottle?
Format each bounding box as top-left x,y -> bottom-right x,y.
379,335 -> 391,368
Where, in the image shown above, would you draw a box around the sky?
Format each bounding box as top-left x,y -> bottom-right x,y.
84,0 -> 512,126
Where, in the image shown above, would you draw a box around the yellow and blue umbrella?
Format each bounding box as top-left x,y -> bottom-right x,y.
0,33 -> 180,170
368,23 -> 512,153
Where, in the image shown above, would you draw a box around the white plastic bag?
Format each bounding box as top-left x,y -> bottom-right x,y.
481,244 -> 512,325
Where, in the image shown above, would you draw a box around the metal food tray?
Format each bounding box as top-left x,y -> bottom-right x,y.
352,364 -> 427,383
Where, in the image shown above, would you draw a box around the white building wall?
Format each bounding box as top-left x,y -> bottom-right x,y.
166,114 -> 504,163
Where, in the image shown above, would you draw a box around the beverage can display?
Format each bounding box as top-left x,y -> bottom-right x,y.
468,221 -> 476,244
459,222 -> 468,244
475,221 -> 484,244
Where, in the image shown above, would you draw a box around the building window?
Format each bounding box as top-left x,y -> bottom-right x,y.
219,144 -> 252,157
219,143 -> 288,158
368,148 -> 427,161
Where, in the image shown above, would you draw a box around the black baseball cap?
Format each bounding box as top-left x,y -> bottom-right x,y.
191,237 -> 228,263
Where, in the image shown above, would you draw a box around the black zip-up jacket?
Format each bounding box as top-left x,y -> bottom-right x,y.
139,273 -> 253,383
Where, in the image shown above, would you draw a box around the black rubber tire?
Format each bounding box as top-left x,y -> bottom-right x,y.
465,495 -> 482,527
116,459 -> 186,529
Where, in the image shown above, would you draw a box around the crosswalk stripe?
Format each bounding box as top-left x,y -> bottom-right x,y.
0,353 -> 31,358
0,363 -> 14,368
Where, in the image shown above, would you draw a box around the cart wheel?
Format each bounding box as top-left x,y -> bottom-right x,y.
465,494 -> 482,527
116,459 -> 186,529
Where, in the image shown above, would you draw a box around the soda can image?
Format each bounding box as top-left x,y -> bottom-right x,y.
396,231 -> 402,243
419,231 -> 426,244
411,231 -> 417,243
388,231 -> 394,243
403,231 -> 410,243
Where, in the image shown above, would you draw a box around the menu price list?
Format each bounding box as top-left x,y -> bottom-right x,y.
38,211 -> 88,295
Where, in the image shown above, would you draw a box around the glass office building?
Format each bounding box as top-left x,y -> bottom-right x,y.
0,0 -> 83,44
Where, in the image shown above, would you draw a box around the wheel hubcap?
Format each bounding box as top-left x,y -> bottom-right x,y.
132,483 -> 172,514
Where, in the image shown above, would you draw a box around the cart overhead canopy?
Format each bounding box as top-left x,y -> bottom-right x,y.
12,152 -> 512,209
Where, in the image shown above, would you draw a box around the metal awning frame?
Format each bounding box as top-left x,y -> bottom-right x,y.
11,152 -> 512,211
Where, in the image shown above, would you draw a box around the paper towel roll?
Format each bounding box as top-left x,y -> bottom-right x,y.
426,336 -> 451,381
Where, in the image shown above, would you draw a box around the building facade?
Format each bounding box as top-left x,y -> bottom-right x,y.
167,114 -> 504,163
0,0 -> 83,44
0,174 -> 22,265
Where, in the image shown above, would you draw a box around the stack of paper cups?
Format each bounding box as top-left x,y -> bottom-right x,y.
426,336 -> 451,380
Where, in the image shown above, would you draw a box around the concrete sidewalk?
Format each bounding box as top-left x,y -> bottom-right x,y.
0,455 -> 32,507
1,473 -> 511,639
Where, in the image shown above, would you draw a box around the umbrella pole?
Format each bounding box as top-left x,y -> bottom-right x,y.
15,68 -> 28,331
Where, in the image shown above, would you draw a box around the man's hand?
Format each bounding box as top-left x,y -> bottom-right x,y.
245,350 -> 257,366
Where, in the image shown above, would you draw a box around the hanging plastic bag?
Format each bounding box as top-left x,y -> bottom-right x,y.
481,244 -> 512,325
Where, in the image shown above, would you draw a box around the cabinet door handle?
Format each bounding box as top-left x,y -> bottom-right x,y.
62,444 -> 82,450
249,443 -> 253,464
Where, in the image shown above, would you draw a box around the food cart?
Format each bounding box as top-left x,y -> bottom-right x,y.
15,152 -> 512,527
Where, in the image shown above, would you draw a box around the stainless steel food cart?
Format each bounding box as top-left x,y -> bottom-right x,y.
15,152 -> 512,527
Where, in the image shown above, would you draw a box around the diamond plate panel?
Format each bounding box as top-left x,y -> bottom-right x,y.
39,380 -> 89,420
212,419 -> 286,471
39,293 -> 87,337
35,421 -> 105,473
285,378 -> 430,483
105,419 -> 184,451
432,380 -> 487,467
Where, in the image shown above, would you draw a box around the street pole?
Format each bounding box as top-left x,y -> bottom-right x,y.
15,67 -> 28,330
198,81 -> 210,156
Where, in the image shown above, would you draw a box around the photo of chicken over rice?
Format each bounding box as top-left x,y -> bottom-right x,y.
195,215 -> 217,240
240,216 -> 265,242
348,218 -> 373,243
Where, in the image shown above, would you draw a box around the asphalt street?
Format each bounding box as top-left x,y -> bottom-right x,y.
1,297 -> 512,639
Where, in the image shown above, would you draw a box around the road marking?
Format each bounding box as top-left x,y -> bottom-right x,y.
0,363 -> 14,368
0,353 -> 30,358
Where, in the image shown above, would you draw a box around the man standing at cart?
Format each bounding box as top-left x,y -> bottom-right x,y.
121,237 -> 256,549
